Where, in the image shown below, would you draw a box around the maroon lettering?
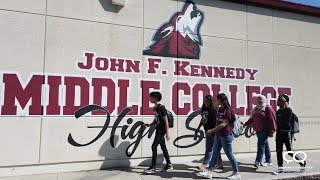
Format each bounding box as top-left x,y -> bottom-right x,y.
246,69 -> 258,80
118,80 -> 138,115
213,67 -> 225,78
236,68 -> 245,79
110,58 -> 125,72
229,85 -> 245,115
140,80 -> 160,115
63,77 -> 90,115
201,65 -> 213,77
95,57 -> 108,71
261,87 -> 277,109
226,68 -> 235,79
172,82 -> 191,115
148,58 -> 162,74
192,84 -> 210,111
78,52 -> 94,70
91,78 -> 115,115
246,86 -> 260,115
125,60 -> 140,73
1,74 -> 43,115
47,76 -> 61,115
174,61 -> 190,76
190,65 -> 200,77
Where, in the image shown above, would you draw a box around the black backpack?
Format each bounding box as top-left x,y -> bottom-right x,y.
291,112 -> 300,134
158,105 -> 174,128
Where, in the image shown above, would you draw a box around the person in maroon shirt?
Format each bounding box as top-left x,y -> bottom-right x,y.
244,95 -> 276,169
198,93 -> 241,179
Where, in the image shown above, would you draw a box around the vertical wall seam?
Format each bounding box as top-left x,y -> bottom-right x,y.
38,0 -> 48,164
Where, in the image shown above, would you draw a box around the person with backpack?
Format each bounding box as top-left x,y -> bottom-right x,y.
273,94 -> 306,175
144,91 -> 173,174
244,95 -> 276,169
195,95 -> 224,172
198,93 -> 241,179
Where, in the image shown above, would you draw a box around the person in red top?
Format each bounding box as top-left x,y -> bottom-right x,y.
198,93 -> 241,179
244,95 -> 276,169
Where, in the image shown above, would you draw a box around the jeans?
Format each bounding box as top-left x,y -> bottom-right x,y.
208,134 -> 239,173
151,130 -> 171,167
276,131 -> 304,167
204,135 -> 222,164
256,130 -> 271,164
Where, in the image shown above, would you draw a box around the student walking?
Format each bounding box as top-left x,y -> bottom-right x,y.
198,93 -> 241,179
273,94 -> 306,175
244,95 -> 276,169
144,91 -> 173,174
195,95 -> 223,172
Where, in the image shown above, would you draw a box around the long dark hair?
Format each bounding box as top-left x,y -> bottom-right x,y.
217,93 -> 236,124
201,95 -> 217,114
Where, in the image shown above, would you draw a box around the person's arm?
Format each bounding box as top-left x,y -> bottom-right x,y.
159,105 -> 170,141
267,106 -> 277,137
164,115 -> 170,140
206,119 -> 228,135
196,119 -> 204,132
284,108 -> 293,130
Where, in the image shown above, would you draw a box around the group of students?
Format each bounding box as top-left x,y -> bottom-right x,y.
143,91 -> 306,179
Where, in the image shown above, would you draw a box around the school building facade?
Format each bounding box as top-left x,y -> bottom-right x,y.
0,0 -> 319,177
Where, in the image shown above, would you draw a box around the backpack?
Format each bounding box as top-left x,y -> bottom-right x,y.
291,112 -> 300,134
158,105 -> 174,128
232,114 -> 243,137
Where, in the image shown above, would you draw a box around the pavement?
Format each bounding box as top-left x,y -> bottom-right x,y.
0,150 -> 319,180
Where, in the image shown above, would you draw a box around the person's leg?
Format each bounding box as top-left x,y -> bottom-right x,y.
264,133 -> 272,164
284,132 -> 305,166
203,135 -> 214,164
221,134 -> 239,173
151,131 -> 162,167
255,131 -> 265,165
276,132 -> 284,167
216,150 -> 223,168
159,132 -> 171,165
208,136 -> 223,171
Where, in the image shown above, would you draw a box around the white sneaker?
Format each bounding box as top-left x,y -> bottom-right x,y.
262,162 -> 273,166
144,167 -> 156,174
197,170 -> 212,179
273,167 -> 284,175
227,173 -> 241,179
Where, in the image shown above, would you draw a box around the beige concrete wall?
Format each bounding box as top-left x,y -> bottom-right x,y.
0,0 -> 320,176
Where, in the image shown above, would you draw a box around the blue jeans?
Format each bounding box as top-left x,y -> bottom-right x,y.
208,134 -> 239,173
204,135 -> 222,164
256,130 -> 271,164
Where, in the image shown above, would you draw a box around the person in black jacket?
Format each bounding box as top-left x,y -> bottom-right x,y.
144,91 -> 173,174
195,95 -> 223,171
273,94 -> 306,175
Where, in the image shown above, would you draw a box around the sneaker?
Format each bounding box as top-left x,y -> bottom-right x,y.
197,164 -> 207,171
197,170 -> 213,179
227,173 -> 241,179
300,161 -> 307,173
273,167 -> 284,175
164,164 -> 173,171
262,162 -> 273,166
144,166 -> 156,174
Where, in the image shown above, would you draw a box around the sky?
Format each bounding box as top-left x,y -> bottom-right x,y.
284,0 -> 320,7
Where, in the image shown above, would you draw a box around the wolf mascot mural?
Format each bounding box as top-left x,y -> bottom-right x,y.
143,1 -> 204,59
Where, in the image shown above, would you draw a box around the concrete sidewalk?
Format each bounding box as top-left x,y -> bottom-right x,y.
0,150 -> 319,180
